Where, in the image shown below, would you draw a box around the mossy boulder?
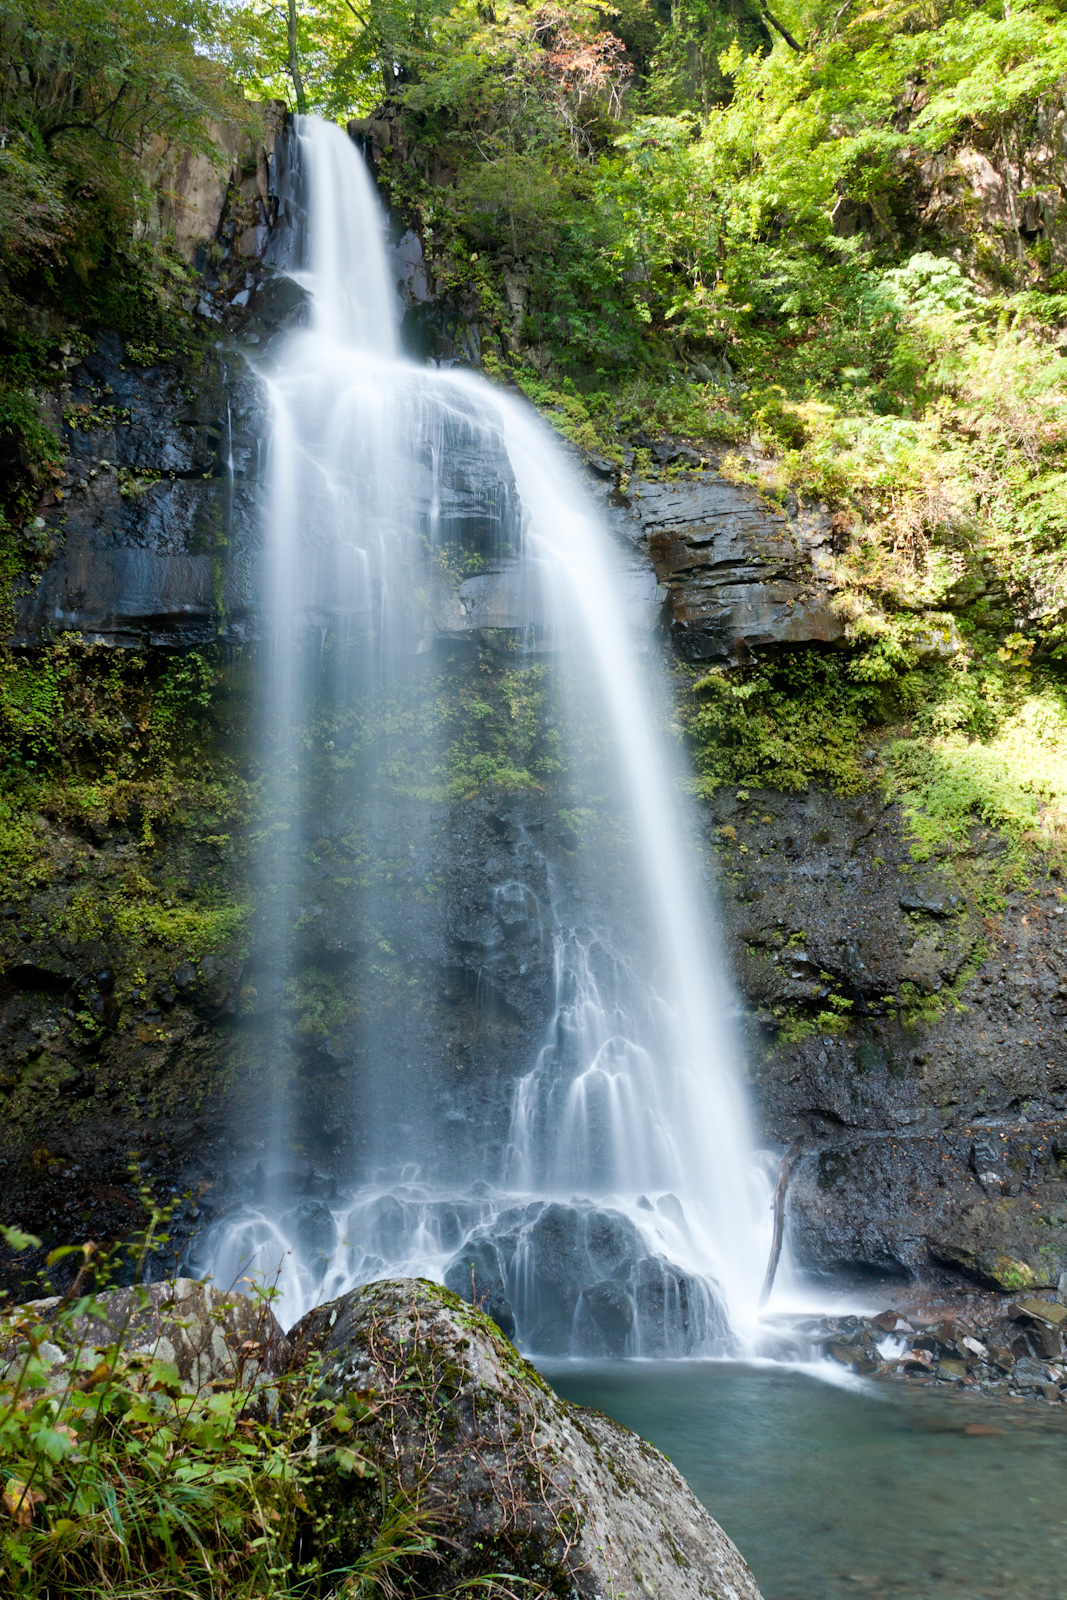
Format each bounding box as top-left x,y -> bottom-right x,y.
289,1276 -> 763,1600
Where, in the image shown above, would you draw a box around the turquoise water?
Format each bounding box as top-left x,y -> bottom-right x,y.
542,1360 -> 1067,1600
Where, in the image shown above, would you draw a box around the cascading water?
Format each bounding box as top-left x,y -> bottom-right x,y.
194,115 -> 776,1353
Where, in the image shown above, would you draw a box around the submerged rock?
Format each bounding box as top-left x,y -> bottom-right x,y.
290,1276 -> 763,1600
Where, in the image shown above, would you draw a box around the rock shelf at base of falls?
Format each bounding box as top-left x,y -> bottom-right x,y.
796,1285 -> 1067,1405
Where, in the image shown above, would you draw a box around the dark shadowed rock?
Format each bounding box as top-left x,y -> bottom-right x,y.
289,1277 -> 763,1600
626,476 -> 845,661
708,784 -> 1067,1288
441,1199 -> 732,1357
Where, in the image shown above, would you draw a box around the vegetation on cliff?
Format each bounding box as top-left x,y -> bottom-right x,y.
1,0 -> 1067,1245
0,2 -> 257,1143
255,0 -> 1067,871
4,0 -> 1067,870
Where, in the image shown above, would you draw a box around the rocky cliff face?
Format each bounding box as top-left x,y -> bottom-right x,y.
707,782 -> 1067,1291
625,474 -> 845,662
4,121 -> 1065,1314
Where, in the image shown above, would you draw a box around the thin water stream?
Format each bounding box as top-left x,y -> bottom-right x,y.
546,1361 -> 1067,1600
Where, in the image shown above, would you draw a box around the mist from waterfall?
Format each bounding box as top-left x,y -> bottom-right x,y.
196,115 -> 778,1353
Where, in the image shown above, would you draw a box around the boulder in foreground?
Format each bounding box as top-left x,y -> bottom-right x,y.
290,1276 -> 763,1600
3,1278 -> 291,1395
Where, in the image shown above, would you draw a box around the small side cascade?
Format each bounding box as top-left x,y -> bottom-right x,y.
195,115 -> 780,1355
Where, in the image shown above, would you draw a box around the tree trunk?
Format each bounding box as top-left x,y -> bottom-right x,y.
287,0 -> 308,116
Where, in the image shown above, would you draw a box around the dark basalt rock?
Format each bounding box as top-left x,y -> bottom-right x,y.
442,1199 -> 730,1357
288,1276 -> 764,1600
709,782 -> 1067,1289
13,327 -> 268,649
622,475 -> 846,662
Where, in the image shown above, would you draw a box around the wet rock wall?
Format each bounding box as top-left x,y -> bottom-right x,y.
4,116 -> 1066,1310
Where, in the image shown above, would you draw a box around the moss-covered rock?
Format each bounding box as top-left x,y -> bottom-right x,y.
290,1277 -> 763,1600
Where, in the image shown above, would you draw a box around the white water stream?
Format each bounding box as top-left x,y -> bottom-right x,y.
198,115 -> 780,1352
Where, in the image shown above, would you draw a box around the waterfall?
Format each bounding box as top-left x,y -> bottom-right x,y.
195,115 -> 773,1353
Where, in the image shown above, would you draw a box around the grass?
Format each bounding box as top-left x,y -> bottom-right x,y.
0,1216 -> 446,1600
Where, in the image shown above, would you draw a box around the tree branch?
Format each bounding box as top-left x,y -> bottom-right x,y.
762,6 -> 805,51
830,0 -> 854,35
287,0 -> 308,116
758,1138 -> 804,1308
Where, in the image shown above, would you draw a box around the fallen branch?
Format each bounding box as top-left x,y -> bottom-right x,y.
758,1138 -> 804,1308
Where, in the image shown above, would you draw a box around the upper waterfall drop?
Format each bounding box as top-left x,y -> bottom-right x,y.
302,117 -> 398,353
196,114 -> 774,1350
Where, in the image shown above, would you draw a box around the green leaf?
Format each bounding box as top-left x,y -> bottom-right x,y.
0,1225 -> 40,1252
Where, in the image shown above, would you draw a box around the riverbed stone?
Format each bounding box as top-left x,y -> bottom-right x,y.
289,1276 -> 764,1600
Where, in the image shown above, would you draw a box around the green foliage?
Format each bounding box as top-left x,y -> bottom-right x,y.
0,392 -> 62,564
0,0 -> 238,311
0,1221 -> 442,1597
0,641 -> 252,987
0,642 -> 222,783
889,682 -> 1067,860
682,652 -> 880,796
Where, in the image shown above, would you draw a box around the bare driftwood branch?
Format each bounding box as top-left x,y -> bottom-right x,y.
759,1137 -> 804,1308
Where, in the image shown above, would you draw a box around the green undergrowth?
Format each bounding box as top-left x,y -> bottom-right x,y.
681,640 -> 1067,880
0,1212 -> 567,1600
678,651 -> 880,798
0,1221 -> 444,1599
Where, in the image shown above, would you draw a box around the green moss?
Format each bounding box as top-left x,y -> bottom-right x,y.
992,1256 -> 1036,1292
57,886 -> 249,961
285,968 -> 361,1041
777,1013 -> 816,1044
